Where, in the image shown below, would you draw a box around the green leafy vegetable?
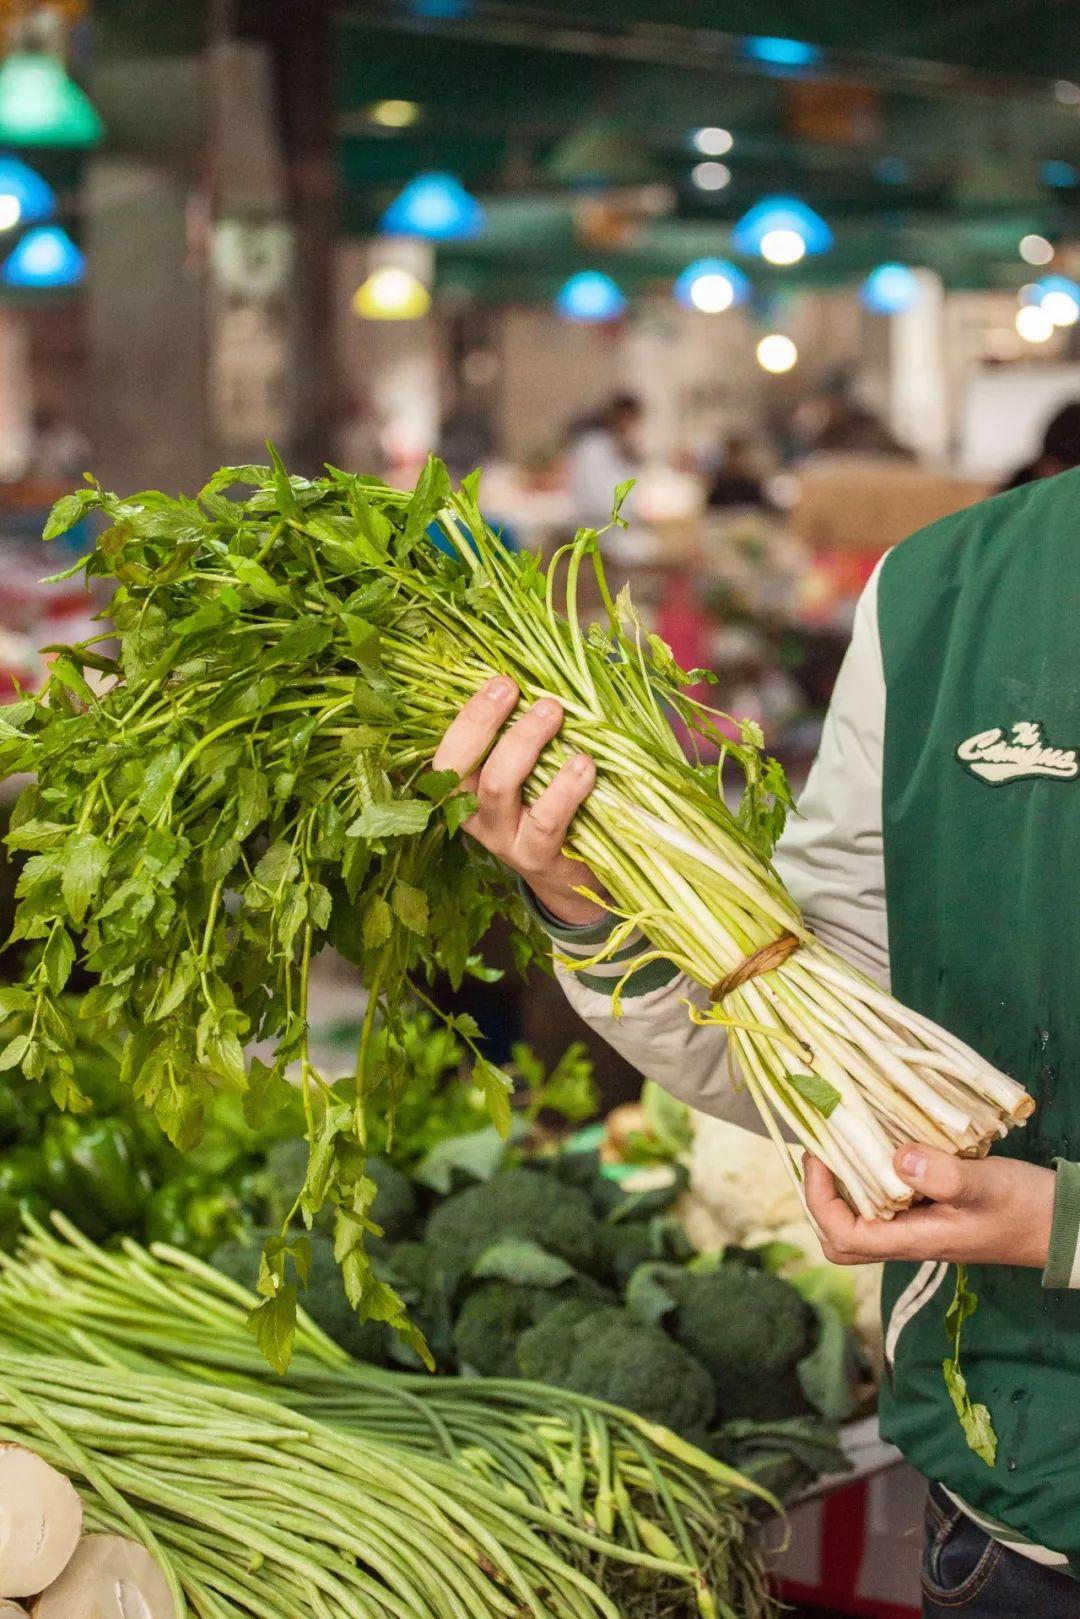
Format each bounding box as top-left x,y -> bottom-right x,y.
5,451 -> 1025,1370
944,1263 -> 997,1466
785,1072 -> 842,1119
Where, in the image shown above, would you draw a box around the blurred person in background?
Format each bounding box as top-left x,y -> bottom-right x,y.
812,398 -> 914,459
1000,400 -> 1080,491
705,434 -> 771,511
566,392 -> 643,528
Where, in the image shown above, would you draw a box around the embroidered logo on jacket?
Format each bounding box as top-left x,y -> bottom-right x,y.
956,721 -> 1079,785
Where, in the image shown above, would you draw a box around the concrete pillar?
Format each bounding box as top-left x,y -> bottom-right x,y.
0,308 -> 32,477
84,55 -> 208,491
205,39 -> 292,466
889,270 -> 949,464
86,3 -> 337,491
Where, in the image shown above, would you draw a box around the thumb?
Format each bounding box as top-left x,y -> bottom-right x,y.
894,1144 -> 978,1204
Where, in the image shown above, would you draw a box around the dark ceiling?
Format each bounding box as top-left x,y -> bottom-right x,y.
89,0 -> 1080,297
335,0 -> 1080,295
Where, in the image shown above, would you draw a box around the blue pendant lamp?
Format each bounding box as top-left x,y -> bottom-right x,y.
744,36 -> 820,69
732,196 -> 833,262
674,258 -> 750,312
860,263 -> 921,315
0,153 -> 54,228
2,223 -> 84,288
555,271 -> 627,322
380,173 -> 485,241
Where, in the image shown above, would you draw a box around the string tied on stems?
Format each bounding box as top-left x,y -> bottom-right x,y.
709,932 -> 802,1003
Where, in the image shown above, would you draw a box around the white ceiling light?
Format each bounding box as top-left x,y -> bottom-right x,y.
1015,304 -> 1054,343
1041,289 -> 1079,326
689,272 -> 735,312
760,227 -> 806,265
691,160 -> 731,191
1019,233 -> 1054,266
692,126 -> 733,156
756,333 -> 798,372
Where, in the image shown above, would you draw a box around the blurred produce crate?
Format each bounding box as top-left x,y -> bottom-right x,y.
770,1419 -> 923,1618
792,457 -> 991,554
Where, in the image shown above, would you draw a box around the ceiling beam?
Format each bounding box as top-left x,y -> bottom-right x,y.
338,0 -> 1072,104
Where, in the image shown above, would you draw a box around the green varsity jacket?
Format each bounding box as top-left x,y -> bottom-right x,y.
534,467 -> 1080,1567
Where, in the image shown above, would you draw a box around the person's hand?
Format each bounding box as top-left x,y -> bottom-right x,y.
432,676 -> 604,927
804,1146 -> 1055,1270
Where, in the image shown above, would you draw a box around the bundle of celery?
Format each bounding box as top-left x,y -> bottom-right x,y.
0,1218 -> 776,1619
1,456 -> 1031,1331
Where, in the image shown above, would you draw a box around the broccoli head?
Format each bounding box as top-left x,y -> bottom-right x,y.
366,1156 -> 420,1242
593,1215 -> 694,1289
259,1143 -> 418,1242
515,1301 -> 715,1441
425,1169 -> 600,1291
594,1222 -> 654,1289
212,1230 -> 394,1363
452,1276 -> 609,1378
638,1262 -> 816,1423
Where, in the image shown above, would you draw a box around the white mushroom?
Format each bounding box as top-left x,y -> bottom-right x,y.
31,1535 -> 176,1619
0,1444 -> 83,1598
0,1602 -> 28,1616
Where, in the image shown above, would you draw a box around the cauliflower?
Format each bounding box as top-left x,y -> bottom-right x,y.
684,1115 -> 805,1244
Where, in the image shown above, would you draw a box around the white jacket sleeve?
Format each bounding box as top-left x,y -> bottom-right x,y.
538,561 -> 889,1135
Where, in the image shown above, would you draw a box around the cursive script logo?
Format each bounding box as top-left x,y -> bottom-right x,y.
956,721 -> 1079,785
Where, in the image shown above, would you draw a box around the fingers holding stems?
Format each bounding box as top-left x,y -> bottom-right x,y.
433,677 -> 605,926
803,1146 -> 1055,1270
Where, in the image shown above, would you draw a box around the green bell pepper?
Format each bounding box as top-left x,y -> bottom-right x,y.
146,1172 -> 245,1255
0,1144 -> 46,1200
40,1115 -> 154,1239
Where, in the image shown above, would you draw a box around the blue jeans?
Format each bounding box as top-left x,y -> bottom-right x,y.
923,1483 -> 1080,1616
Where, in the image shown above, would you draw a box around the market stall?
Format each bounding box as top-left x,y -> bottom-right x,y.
1,0 -> 1079,1614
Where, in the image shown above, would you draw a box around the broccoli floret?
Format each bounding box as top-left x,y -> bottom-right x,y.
373,1240 -> 454,1366
547,1150 -> 626,1218
366,1156 -> 419,1241
209,1227 -> 273,1295
515,1302 -> 715,1440
452,1277 -> 610,1378
212,1230 -> 393,1363
425,1169 -> 600,1291
258,1144 -> 418,1242
259,1139 -> 314,1229
594,1222 -> 654,1288
647,1263 -> 816,1423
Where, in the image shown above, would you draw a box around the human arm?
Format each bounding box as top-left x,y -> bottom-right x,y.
431,567 -> 890,1133
430,572 -> 1080,1282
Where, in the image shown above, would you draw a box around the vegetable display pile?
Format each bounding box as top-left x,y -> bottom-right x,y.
0,1219 -> 777,1619
0,455 -> 1033,1350
215,1154 -> 853,1494
0,1003 -> 595,1261
0,1017 -> 853,1499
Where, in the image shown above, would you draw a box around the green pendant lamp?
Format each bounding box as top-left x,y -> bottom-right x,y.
0,50 -> 103,147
